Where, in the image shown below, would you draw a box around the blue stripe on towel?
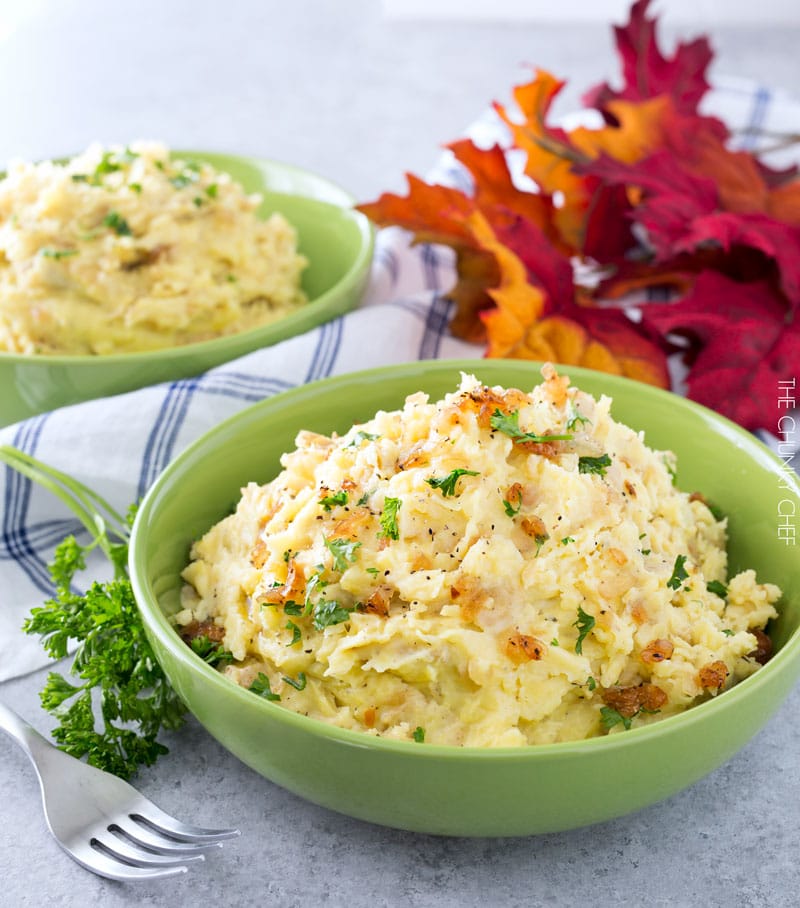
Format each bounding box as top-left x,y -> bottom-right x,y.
0,415 -> 58,593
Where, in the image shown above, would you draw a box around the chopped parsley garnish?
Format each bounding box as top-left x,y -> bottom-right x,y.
189,635 -> 234,667
284,600 -> 302,616
40,248 -> 78,260
205,183 -> 218,198
706,580 -> 728,599
573,605 -> 595,654
667,554 -> 689,591
319,490 -> 348,511
578,453 -> 612,477
490,409 -> 573,444
379,497 -> 402,540
312,599 -> 353,631
283,672 -> 307,691
722,628 -> 735,637
346,430 -> 379,447
169,173 -> 196,189
663,455 -> 678,485
587,676 -> 597,691
128,182 -> 142,194
425,468 -> 479,497
285,620 -> 302,646
566,408 -> 591,431
303,569 -> 328,615
412,726 -> 425,743
102,210 -> 132,236
708,502 -> 725,521
502,484 -> 522,517
560,536 -> 575,545
249,672 -> 281,701
600,706 -> 632,731
325,536 -> 362,572
366,567 -> 380,575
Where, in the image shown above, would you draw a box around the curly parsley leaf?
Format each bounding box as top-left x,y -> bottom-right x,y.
324,536 -> 362,573
189,635 -> 234,667
249,672 -> 281,701
425,468 -> 480,497
600,706 -> 633,731
285,620 -> 302,646
490,409 -> 573,444
346,430 -> 380,447
667,554 -> 689,591
102,210 -> 132,236
706,579 -> 728,599
412,726 -> 426,743
566,407 -> 591,431
573,605 -> 595,654
319,490 -> 348,511
578,453 -> 612,477
312,599 -> 354,631
1,445 -> 187,780
379,497 -> 402,540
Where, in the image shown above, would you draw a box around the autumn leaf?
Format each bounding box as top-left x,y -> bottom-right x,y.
471,211 -> 669,387
583,0 -> 713,116
494,71 -> 668,253
641,272 -> 800,432
583,150 -> 800,309
356,0 -> 800,432
356,141 -> 555,341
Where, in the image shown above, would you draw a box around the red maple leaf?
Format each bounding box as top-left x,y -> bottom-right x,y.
641,272 -> 800,433
583,150 -> 800,310
583,0 -> 713,116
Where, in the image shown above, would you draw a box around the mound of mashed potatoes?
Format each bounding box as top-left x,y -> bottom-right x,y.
0,141 -> 307,354
177,365 -> 781,746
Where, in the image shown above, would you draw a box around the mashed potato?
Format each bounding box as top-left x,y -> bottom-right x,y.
177,365 -> 781,746
0,141 -> 307,354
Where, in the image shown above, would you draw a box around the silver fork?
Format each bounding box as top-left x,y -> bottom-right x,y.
0,701 -> 239,881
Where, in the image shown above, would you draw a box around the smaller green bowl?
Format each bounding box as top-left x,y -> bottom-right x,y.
0,153 -> 374,427
130,360 -> 800,836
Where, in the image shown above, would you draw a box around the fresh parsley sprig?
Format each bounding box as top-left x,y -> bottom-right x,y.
425,468 -> 480,497
0,445 -> 186,780
490,409 -> 573,444
578,453 -> 612,477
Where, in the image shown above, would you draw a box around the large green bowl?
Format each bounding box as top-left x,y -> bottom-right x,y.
0,152 -> 374,427
129,360 -> 800,836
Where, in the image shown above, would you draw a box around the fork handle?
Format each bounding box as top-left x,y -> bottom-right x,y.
0,700 -> 54,767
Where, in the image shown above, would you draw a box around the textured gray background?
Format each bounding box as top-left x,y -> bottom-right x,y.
1,2 -> 799,906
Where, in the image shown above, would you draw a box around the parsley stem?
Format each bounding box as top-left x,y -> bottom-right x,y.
0,445 -> 130,557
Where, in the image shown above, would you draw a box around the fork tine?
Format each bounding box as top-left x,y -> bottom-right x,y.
130,801 -> 240,843
91,833 -> 203,869
110,819 -> 224,856
66,840 -> 189,882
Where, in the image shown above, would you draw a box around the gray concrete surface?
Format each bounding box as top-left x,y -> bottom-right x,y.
1,2 -> 799,906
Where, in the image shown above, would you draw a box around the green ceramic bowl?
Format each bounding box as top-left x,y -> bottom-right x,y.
0,152 -> 374,427
129,360 -> 800,836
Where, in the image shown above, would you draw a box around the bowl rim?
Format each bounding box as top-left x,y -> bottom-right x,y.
0,151 -> 375,365
130,358 -> 800,761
